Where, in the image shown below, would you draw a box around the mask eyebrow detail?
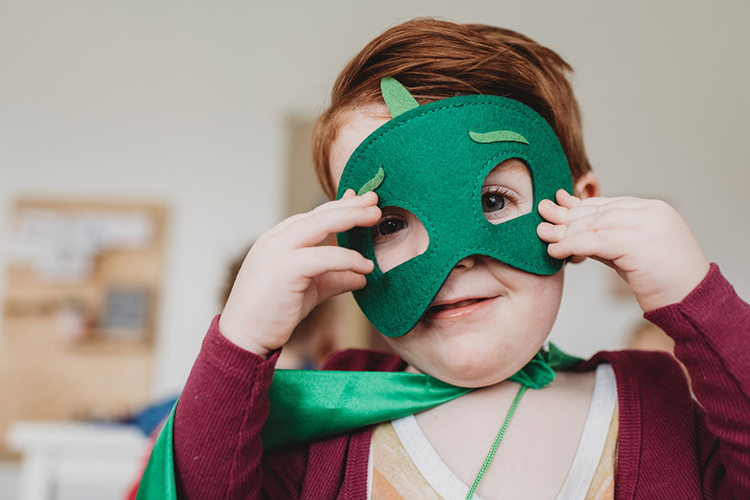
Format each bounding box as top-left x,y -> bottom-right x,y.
357,167 -> 385,196
381,77 -> 420,118
469,130 -> 529,145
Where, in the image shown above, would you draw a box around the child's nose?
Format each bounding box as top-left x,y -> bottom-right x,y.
454,254 -> 478,270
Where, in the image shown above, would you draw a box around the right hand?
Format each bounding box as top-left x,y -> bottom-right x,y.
218,190 -> 381,357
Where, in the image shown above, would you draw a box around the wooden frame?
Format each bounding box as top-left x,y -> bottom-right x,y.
0,198 -> 167,458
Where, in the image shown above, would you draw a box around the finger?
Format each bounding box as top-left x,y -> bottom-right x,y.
546,227 -> 634,262
538,197 -> 590,225
292,246 -> 374,278
315,270 -> 368,302
557,189 -> 649,209
564,207 -> 642,239
270,191 -> 378,235
537,207 -> 642,243
555,189 -> 582,209
313,190 -> 378,214
281,205 -> 382,249
537,221 -> 563,242
540,196 -> 608,225
268,212 -> 309,235
539,195 -> 648,226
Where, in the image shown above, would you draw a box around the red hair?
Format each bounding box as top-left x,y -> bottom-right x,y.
312,18 -> 591,199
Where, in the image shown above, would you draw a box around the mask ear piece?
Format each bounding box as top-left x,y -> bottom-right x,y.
380,77 -> 419,118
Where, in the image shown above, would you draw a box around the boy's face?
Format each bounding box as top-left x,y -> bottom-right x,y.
330,106 -> 565,387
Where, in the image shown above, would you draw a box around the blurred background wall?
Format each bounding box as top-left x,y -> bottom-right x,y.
2,0 -> 749,409
0,0 -> 748,496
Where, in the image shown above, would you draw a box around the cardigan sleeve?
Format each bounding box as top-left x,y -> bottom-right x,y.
172,315 -> 308,499
645,263 -> 750,499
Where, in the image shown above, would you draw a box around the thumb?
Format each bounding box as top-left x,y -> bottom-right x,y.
314,271 -> 368,303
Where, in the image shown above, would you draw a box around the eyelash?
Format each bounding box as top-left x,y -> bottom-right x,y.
481,185 -> 521,215
372,185 -> 521,243
372,214 -> 407,243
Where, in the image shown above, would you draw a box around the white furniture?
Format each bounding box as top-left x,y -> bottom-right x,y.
7,421 -> 149,500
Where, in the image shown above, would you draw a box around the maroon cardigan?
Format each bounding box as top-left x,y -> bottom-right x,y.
172,264 -> 750,499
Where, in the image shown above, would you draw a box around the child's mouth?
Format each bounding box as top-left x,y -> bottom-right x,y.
431,298 -> 484,311
425,297 -> 496,320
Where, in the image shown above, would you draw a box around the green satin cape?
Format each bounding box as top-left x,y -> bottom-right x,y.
136,345 -> 581,499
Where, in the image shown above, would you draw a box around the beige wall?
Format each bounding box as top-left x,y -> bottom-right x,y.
1,0 -> 748,397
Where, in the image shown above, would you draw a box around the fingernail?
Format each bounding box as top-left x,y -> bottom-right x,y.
540,200 -> 555,210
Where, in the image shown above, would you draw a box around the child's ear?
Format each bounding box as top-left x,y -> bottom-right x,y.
565,173 -> 600,266
573,172 -> 600,200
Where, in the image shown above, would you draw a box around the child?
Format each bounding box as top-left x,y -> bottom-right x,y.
142,19 -> 750,500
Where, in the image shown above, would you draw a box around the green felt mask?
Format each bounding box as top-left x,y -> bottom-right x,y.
336,77 -> 573,338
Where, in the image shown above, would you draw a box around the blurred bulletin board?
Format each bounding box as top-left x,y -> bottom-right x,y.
0,199 -> 167,458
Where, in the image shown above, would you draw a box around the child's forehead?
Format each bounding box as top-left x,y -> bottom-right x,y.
329,106 -> 390,190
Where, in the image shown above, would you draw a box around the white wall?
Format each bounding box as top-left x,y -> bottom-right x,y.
1,0 -> 748,398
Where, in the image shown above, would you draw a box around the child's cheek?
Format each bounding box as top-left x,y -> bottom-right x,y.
383,270 -> 564,388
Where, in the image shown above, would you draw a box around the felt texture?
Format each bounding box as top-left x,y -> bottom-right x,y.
381,76 -> 419,117
469,130 -> 529,145
337,79 -> 574,338
356,166 -> 385,195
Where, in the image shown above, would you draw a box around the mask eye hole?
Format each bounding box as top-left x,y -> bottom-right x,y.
372,206 -> 429,273
480,158 -> 534,225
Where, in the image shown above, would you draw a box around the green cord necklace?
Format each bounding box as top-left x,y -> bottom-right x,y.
465,384 -> 529,500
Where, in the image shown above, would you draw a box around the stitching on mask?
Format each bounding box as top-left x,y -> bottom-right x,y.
369,198 -> 438,280
339,99 -> 545,192
391,244 -> 555,334
471,148 -> 532,228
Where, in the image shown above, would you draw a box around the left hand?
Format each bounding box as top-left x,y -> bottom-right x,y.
537,189 -> 710,312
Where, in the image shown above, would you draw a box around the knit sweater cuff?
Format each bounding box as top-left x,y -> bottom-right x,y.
644,263 -> 750,389
172,315 -> 281,498
202,314 -> 281,382
644,263 -> 728,334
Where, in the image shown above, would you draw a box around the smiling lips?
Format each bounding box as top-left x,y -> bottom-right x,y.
432,298 -> 484,310
425,296 -> 498,320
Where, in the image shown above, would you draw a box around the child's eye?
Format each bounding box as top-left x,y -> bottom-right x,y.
480,158 -> 532,224
482,192 -> 506,213
480,186 -> 523,223
373,216 -> 407,239
371,207 -> 429,272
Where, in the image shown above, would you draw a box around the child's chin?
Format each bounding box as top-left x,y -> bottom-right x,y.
419,355 -> 523,388
409,340 -> 541,388
387,323 -> 550,388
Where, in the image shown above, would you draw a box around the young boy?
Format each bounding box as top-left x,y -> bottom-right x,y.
152,19 -> 750,500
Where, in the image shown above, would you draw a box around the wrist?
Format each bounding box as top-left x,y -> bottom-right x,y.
638,260 -> 711,312
217,315 -> 273,358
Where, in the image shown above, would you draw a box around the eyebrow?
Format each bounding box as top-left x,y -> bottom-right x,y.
469,130 -> 529,145
357,166 -> 385,195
